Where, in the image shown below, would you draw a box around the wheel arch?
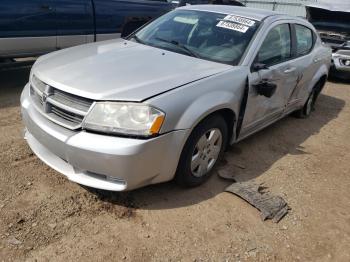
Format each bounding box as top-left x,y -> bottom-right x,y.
175,107 -> 236,153
307,64 -> 329,94
315,74 -> 328,92
173,107 -> 236,187
169,88 -> 243,148
196,108 -> 236,147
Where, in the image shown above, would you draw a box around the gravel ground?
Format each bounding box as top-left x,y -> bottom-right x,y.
0,66 -> 349,262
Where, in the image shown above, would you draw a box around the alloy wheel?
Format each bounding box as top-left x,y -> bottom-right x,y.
191,128 -> 223,177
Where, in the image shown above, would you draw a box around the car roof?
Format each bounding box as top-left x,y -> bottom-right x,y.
178,5 -> 292,21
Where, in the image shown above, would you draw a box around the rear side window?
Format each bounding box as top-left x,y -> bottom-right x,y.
295,24 -> 314,56
257,24 -> 291,66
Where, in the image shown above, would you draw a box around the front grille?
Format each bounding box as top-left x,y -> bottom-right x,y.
319,31 -> 349,49
30,75 -> 93,130
50,105 -> 85,125
31,75 -> 47,93
30,85 -> 43,106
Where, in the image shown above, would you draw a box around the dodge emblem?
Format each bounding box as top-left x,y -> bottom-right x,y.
42,92 -> 48,103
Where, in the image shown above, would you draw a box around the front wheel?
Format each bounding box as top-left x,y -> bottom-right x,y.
175,115 -> 228,187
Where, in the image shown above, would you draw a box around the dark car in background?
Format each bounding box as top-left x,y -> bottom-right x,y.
0,0 -> 245,61
0,0 -> 173,59
306,1 -> 350,79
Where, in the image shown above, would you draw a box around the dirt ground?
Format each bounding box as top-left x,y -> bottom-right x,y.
0,66 -> 349,262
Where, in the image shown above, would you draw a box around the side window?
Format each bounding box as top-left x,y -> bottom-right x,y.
295,24 -> 314,56
257,24 -> 291,66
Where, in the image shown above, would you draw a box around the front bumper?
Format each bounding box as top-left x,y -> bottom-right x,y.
332,51 -> 350,73
21,83 -> 188,191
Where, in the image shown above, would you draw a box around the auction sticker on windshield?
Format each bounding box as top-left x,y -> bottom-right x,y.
223,15 -> 256,27
174,16 -> 199,25
216,20 -> 249,33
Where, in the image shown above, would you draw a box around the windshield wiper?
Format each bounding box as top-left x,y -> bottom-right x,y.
155,37 -> 200,58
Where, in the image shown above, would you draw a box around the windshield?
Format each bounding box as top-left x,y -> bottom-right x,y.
129,10 -> 260,65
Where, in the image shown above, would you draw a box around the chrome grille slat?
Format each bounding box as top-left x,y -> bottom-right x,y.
30,82 -> 44,97
31,75 -> 46,93
53,89 -> 91,111
30,85 -> 43,106
47,97 -> 87,116
29,76 -> 93,130
51,106 -> 84,123
47,112 -> 81,130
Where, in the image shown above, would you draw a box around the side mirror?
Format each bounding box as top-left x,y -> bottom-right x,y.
252,63 -> 269,72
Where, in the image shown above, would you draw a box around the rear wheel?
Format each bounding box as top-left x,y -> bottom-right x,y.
175,115 -> 228,187
294,89 -> 317,119
294,78 -> 327,119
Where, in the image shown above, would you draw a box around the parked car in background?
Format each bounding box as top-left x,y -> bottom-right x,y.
306,1 -> 350,79
0,0 -> 172,59
21,5 -> 331,191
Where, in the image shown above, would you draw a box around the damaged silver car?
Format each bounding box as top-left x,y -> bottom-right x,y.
306,1 -> 350,79
21,5 -> 331,191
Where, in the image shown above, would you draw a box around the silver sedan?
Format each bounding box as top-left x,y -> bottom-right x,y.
21,5 -> 332,191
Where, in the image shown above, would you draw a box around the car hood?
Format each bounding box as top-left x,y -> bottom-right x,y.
306,1 -> 350,13
33,39 -> 232,101
306,2 -> 350,35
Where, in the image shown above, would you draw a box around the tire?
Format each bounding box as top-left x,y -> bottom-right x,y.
175,115 -> 228,187
294,91 -> 315,119
294,78 -> 327,119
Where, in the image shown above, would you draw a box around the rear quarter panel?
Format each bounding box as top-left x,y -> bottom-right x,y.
288,38 -> 331,106
291,21 -> 331,103
305,41 -> 331,97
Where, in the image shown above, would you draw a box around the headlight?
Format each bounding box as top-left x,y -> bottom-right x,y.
82,102 -> 165,137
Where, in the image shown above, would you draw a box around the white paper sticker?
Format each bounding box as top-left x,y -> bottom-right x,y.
223,15 -> 256,27
216,21 -> 249,33
174,16 -> 198,25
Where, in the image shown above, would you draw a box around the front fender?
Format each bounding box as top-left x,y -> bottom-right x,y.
148,67 -> 248,136
174,90 -> 238,131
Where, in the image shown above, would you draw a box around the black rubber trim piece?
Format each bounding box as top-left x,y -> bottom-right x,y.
235,77 -> 249,139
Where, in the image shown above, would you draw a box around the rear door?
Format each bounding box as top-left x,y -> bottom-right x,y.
53,0 -> 95,49
0,0 -> 57,57
286,23 -> 319,110
240,23 -> 300,137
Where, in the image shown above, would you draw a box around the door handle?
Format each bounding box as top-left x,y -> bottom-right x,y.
283,67 -> 296,74
313,58 -> 321,63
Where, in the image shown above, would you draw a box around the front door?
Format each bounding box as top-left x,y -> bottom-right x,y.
0,0 -> 57,57
53,0 -> 95,49
240,23 -> 300,138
